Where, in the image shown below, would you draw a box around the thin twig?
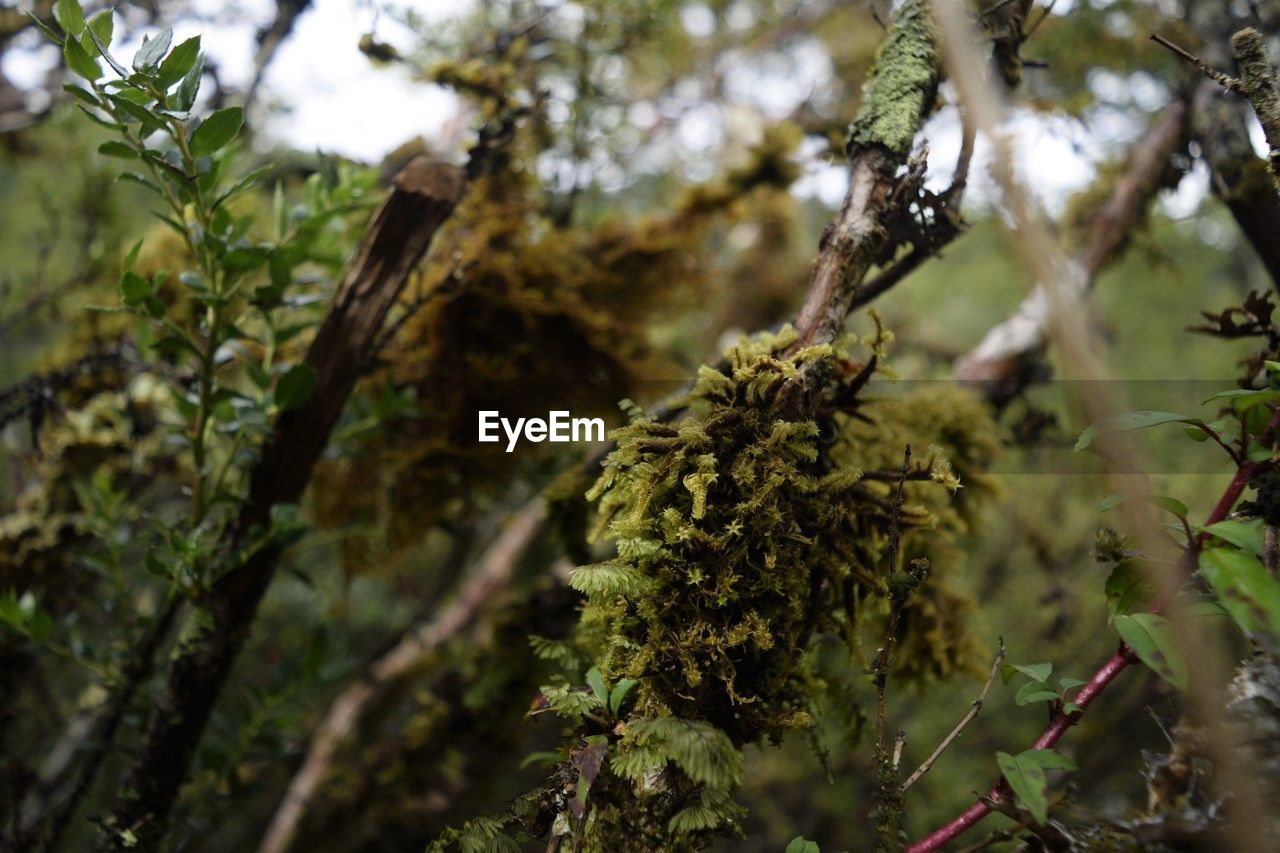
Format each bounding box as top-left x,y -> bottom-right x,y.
1150,33 -> 1243,94
19,600 -> 181,853
899,639 -> 1006,794
873,446 -> 921,760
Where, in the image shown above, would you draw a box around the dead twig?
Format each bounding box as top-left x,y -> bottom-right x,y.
954,98 -> 1191,403
1153,29 -> 1280,190
899,638 -> 1006,794
257,501 -> 546,853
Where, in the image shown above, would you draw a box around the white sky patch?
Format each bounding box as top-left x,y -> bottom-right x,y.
1,0 -> 1221,218
255,0 -> 464,161
794,106 -> 1105,216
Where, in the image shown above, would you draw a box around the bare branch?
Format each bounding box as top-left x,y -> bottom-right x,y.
954,99 -> 1191,403
1231,28 -> 1280,189
899,639 -> 1005,794
257,501 -> 546,853
1150,33 -> 1244,93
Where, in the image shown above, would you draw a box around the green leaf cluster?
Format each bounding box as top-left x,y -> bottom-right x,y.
996,748 -> 1077,825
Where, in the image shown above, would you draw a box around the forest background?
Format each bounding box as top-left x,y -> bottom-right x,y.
1,0 -> 1279,851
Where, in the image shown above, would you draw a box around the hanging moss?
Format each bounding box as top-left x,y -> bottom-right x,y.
312,125 -> 803,574
834,385 -> 1002,682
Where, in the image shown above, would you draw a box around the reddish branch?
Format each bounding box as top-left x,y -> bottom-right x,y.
98,159 -> 466,851
907,416 -> 1276,851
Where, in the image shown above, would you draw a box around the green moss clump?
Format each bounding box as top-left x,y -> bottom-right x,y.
846,0 -> 939,158
834,385 -> 1002,682
577,327 -> 939,746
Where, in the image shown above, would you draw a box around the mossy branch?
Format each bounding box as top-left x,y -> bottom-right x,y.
790,0 -> 939,361
1153,28 -> 1280,191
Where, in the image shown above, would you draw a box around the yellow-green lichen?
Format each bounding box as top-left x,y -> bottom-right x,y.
846,0 -> 939,158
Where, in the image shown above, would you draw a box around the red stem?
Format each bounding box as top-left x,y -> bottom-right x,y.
904,649 -> 1133,852
906,412 -> 1280,852
1198,461 -> 1260,544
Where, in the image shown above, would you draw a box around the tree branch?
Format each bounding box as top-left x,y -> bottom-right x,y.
899,638 -> 1005,794
790,0 -> 938,352
953,98 -> 1191,403
1155,28 -> 1280,191
257,501 -> 545,853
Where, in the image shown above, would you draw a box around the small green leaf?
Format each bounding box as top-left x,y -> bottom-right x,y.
1002,662 -> 1052,684
1029,749 -> 1077,772
132,27 -> 173,73
1199,548 -> 1280,648
1203,388 -> 1280,413
1105,560 -> 1157,621
997,750 -> 1076,824
107,94 -> 164,136
1075,411 -> 1197,452
275,363 -> 317,411
119,271 -> 152,305
124,238 -> 144,269
62,83 -> 97,105
1098,494 -> 1188,521
1058,677 -> 1087,691
585,667 -> 610,709
54,0 -> 85,35
609,678 -> 639,717
997,751 -> 1048,825
75,102 -> 120,129
189,106 -> 243,157
157,35 -> 200,88
1115,613 -> 1188,690
97,140 -> 138,159
83,21 -> 127,77
63,35 -> 101,81
222,246 -> 271,272
83,9 -> 113,50
1015,681 -> 1060,706
117,170 -> 161,195
78,9 -> 112,61
1197,519 -> 1265,557
785,838 -> 820,853
25,10 -> 65,45
172,54 -> 204,111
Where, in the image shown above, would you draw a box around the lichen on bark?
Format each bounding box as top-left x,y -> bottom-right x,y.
846,0 -> 940,158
